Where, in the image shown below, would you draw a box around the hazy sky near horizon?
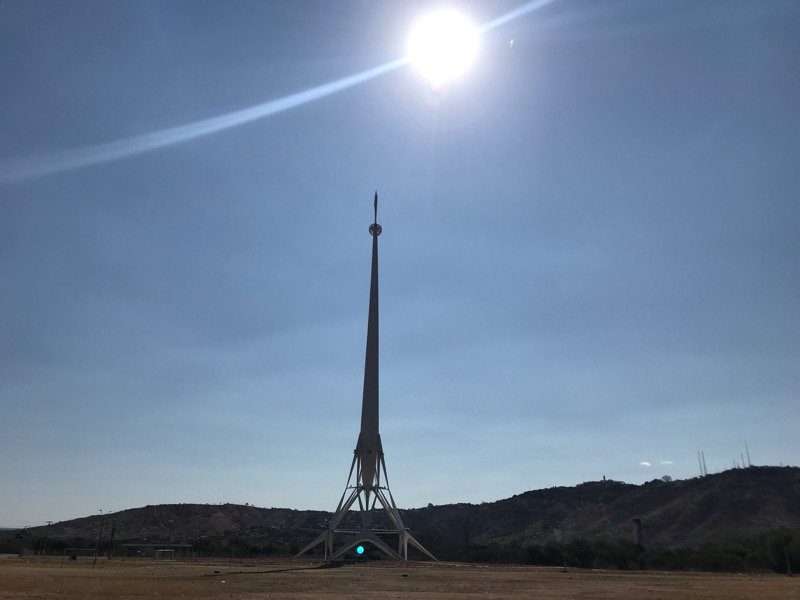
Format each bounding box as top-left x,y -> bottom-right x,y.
2,0 -> 799,527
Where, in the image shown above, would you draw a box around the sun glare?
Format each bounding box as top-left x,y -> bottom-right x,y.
407,9 -> 479,88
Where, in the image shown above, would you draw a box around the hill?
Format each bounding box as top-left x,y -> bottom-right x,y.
8,466 -> 799,560
406,466 -> 800,552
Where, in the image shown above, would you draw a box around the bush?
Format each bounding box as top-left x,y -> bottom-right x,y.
524,542 -> 563,567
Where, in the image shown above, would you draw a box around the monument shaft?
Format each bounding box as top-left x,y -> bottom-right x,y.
358,212 -> 382,490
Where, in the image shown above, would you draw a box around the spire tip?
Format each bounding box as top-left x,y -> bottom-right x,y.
369,191 -> 382,237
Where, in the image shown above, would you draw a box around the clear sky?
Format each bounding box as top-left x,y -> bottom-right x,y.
1,0 -> 798,528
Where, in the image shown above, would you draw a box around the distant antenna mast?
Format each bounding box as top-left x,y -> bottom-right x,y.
701,452 -> 708,476
745,439 -> 752,467
697,451 -> 703,477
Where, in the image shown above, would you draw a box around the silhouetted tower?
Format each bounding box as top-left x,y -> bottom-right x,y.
296,193 -> 436,562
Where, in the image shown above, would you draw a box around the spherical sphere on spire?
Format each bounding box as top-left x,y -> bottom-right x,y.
369,223 -> 382,237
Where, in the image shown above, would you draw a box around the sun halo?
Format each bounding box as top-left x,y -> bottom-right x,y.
407,9 -> 480,89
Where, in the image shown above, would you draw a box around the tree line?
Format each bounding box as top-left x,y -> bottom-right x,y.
4,528 -> 797,574
457,529 -> 798,574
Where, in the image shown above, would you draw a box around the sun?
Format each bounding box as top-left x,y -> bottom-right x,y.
407,9 -> 480,88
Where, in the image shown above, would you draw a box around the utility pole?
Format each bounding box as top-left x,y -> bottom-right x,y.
93,512 -> 105,569
107,520 -> 117,559
18,526 -> 28,557
41,521 -> 53,556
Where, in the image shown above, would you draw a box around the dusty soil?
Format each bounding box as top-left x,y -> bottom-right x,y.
0,557 -> 797,599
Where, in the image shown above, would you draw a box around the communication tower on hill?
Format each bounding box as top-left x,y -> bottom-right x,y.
295,193 -> 436,562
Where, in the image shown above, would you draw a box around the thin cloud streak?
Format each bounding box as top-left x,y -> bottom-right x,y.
482,0 -> 557,31
0,59 -> 406,183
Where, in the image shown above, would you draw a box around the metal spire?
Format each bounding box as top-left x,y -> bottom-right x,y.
295,192 -> 436,562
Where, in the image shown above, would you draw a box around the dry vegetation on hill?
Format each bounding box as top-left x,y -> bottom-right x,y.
5,466 -> 798,572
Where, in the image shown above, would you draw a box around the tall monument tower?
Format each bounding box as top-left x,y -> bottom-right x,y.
296,193 -> 436,562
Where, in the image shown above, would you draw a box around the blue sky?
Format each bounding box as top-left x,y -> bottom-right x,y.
1,0 -> 798,527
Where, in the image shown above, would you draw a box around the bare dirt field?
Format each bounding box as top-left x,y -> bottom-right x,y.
0,557 -> 797,599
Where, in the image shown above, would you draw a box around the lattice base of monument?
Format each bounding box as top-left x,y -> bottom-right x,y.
295,453 -> 436,562
295,499 -> 436,561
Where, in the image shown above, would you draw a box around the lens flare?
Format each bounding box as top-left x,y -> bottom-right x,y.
0,0 -> 556,183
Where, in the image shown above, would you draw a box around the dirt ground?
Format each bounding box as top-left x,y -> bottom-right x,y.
0,556 -> 797,599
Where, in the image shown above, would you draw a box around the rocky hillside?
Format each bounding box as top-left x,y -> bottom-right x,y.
14,466 -> 799,556
404,466 -> 800,551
